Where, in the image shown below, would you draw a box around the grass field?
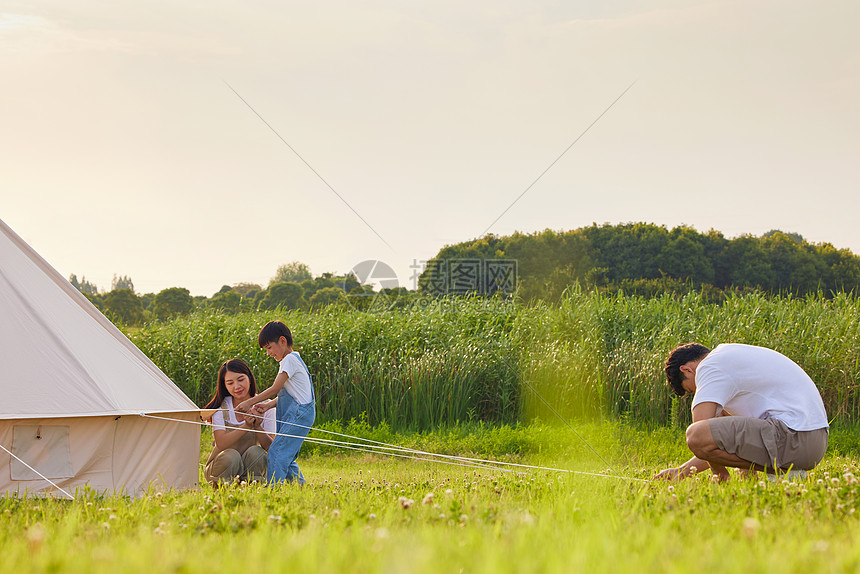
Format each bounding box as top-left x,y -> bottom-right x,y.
5,422 -> 860,573
129,290 -> 860,429
13,290 -> 857,571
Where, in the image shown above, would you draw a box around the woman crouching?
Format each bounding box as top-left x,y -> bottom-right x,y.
203,359 -> 275,485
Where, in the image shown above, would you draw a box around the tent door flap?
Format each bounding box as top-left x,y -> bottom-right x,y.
11,425 -> 73,480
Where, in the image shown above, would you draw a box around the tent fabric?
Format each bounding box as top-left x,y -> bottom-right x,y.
1,414 -> 200,497
0,219 -> 201,496
0,219 -> 198,418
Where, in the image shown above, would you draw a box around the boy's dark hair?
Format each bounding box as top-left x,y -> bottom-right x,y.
258,320 -> 293,347
664,343 -> 711,397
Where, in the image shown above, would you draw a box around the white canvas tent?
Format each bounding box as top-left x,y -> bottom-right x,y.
0,218 -> 201,497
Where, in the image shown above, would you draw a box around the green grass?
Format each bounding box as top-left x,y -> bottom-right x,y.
5,422 -> 860,573
128,289 -> 860,429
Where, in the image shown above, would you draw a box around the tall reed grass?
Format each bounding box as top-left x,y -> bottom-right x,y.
128,290 -> 860,430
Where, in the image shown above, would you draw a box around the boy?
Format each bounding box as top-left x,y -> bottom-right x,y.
235,321 -> 316,484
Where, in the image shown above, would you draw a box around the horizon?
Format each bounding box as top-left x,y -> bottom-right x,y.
42,222 -> 857,297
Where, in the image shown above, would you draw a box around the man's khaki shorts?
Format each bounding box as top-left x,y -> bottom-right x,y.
708,417 -> 828,471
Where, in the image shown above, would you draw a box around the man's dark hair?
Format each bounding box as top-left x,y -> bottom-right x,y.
664,343 -> 711,397
258,321 -> 293,347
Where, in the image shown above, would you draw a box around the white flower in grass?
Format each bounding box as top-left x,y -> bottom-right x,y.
742,517 -> 760,538
422,493 -> 434,505
26,525 -> 45,551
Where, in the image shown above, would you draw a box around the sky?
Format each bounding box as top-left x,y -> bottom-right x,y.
2,0 -> 858,296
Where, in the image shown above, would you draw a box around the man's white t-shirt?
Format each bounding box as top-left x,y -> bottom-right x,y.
211,395 -> 276,433
279,351 -> 314,405
692,343 -> 829,431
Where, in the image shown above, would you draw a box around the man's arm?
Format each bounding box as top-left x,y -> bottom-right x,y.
654,401 -> 728,481
235,372 -> 288,413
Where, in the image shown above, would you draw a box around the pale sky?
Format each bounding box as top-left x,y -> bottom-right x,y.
2,1 -> 858,296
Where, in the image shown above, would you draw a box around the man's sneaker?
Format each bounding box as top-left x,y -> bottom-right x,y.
784,469 -> 808,481
766,469 -> 808,482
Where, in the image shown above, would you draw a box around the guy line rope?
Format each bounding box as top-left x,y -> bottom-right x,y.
140,412 -> 646,483
0,411 -> 643,502
0,442 -> 75,500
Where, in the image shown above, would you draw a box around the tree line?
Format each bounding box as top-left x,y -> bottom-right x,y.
418,223 -> 860,302
72,223 -> 860,325
70,262 -> 375,326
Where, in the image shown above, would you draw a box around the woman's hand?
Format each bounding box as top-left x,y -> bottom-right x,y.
244,413 -> 261,430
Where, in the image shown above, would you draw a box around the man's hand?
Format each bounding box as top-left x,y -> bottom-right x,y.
654,458 -> 708,481
654,467 -> 684,481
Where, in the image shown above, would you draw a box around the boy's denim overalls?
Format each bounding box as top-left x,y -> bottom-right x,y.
267,353 -> 316,484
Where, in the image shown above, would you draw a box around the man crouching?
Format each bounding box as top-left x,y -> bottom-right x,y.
655,343 -> 829,482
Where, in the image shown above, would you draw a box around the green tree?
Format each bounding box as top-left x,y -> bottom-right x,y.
763,229 -> 804,244
103,289 -> 143,325
309,286 -> 346,309
140,293 -> 156,311
69,274 -> 99,295
232,283 -> 262,296
209,290 -> 241,314
270,262 -> 312,286
302,276 -> 336,300
259,282 -> 305,310
154,287 -> 194,319
656,234 -> 714,284
111,274 -> 135,292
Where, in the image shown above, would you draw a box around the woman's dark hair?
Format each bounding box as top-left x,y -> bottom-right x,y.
664,343 -> 711,397
258,320 -> 292,347
203,358 -> 258,410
